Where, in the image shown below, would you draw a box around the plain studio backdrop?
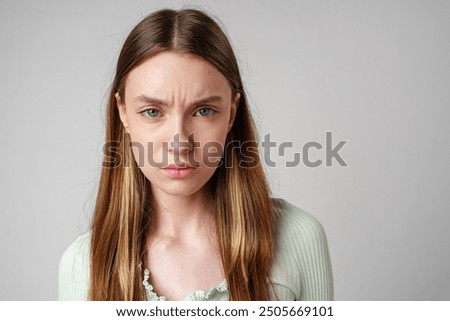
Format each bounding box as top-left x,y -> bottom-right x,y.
0,0 -> 449,300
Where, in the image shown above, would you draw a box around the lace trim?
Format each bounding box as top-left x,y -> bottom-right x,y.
142,268 -> 227,301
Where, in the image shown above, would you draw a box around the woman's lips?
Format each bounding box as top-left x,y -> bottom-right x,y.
161,165 -> 196,178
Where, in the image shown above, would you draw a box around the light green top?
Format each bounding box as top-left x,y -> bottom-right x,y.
58,198 -> 333,300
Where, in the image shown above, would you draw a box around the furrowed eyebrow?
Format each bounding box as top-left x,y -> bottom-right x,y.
192,95 -> 223,106
132,95 -> 224,107
133,95 -> 168,106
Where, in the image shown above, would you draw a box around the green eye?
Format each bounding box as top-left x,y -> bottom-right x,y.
195,108 -> 215,117
144,109 -> 160,117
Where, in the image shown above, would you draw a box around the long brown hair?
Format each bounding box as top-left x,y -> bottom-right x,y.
89,8 -> 275,300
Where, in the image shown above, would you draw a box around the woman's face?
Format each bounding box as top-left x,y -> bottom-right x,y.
116,51 -> 239,198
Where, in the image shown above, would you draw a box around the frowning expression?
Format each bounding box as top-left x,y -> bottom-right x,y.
116,51 -> 239,197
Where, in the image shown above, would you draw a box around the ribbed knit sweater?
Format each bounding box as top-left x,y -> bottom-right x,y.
58,198 -> 333,300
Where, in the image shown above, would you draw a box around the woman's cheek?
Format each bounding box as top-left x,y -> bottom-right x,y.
198,140 -> 223,168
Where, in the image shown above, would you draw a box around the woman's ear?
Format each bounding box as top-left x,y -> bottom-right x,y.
228,92 -> 240,132
115,92 -> 130,133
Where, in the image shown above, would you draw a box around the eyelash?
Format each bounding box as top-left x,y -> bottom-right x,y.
194,107 -> 216,117
141,107 -> 217,118
142,108 -> 161,118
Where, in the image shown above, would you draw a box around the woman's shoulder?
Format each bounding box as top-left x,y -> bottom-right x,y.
272,198 -> 328,240
58,231 -> 91,300
270,198 -> 334,300
59,231 -> 91,266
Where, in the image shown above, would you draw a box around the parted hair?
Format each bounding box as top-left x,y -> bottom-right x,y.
89,8 -> 275,300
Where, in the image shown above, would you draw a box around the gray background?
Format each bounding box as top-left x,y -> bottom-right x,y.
1,0 -> 449,300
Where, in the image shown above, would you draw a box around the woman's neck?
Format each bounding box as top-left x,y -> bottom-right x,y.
150,186 -> 215,241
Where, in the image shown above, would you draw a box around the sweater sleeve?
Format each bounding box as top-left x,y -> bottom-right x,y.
273,199 -> 334,300
58,232 -> 91,300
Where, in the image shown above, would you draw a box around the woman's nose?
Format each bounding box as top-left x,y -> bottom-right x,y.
168,119 -> 194,154
169,132 -> 194,153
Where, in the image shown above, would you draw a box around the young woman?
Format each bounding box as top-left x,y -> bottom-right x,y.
58,8 -> 333,301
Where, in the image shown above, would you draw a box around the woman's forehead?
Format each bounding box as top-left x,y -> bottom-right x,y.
124,51 -> 232,104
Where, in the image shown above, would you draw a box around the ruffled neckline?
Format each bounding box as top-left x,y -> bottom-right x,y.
142,268 -> 228,301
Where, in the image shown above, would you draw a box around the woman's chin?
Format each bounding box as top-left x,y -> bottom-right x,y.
150,181 -> 206,199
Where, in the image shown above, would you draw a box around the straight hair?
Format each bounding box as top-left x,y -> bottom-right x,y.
89,8 -> 276,300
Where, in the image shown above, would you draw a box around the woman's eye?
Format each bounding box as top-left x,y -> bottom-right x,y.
143,108 -> 161,118
195,107 -> 215,117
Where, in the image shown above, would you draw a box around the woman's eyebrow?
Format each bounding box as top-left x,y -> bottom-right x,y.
133,95 -> 167,106
133,95 -> 224,106
192,95 -> 223,106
